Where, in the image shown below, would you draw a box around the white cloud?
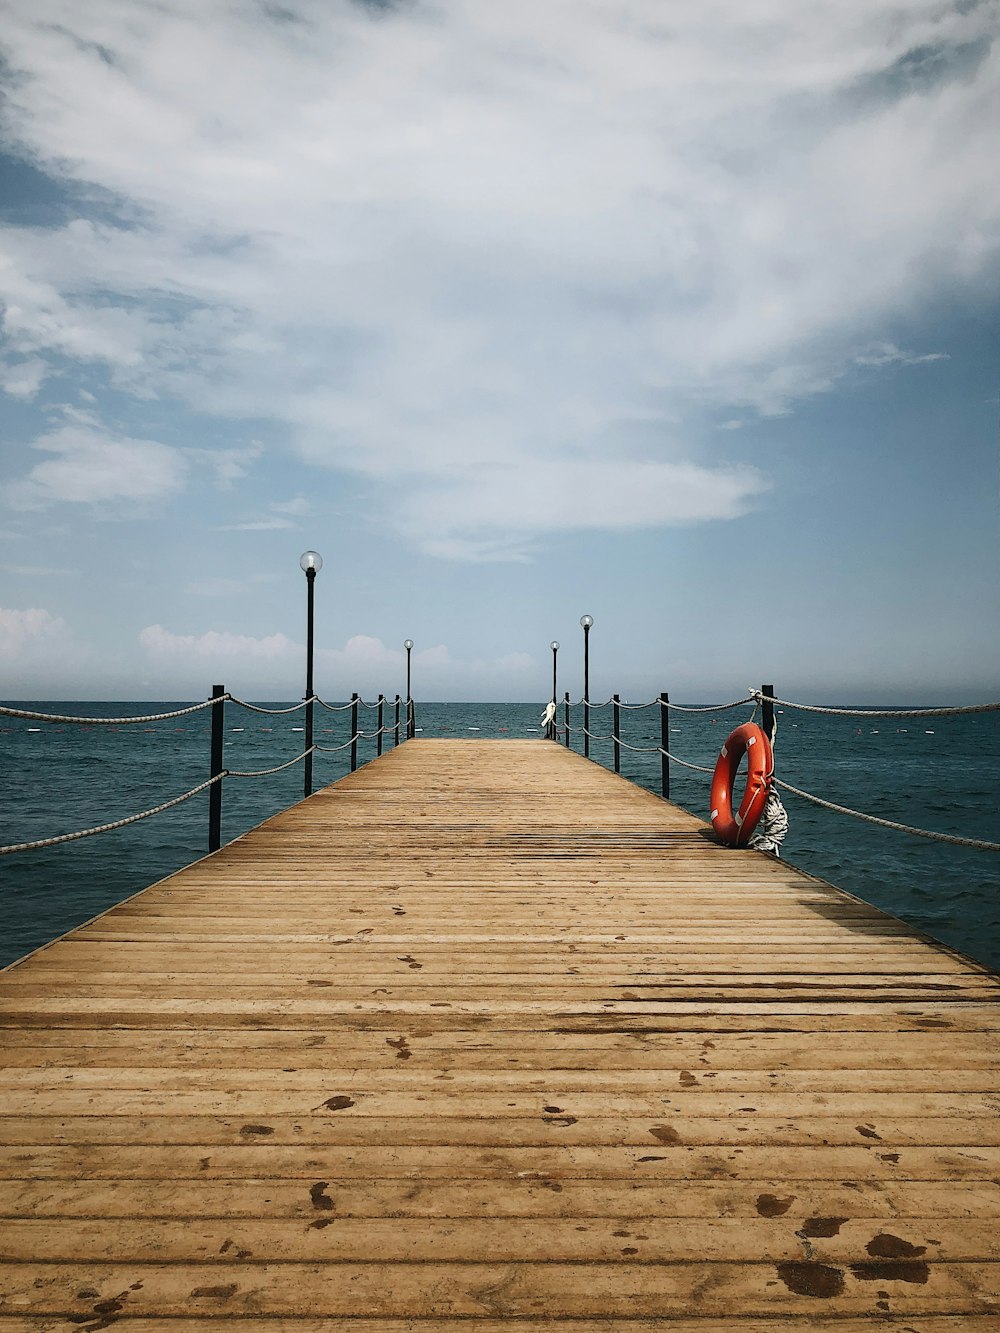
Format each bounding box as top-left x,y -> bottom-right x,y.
498,651 -> 536,673
271,497 -> 310,516
183,442 -> 264,487
0,0 -> 997,552
317,634 -> 406,676
412,644 -> 453,669
6,424 -> 188,509
219,518 -> 296,531
134,625 -> 531,698
217,495 -> 309,531
4,417 -> 268,513
184,573 -> 278,598
0,356 -> 48,399
138,624 -> 298,662
854,341 -> 950,368
2,563 -> 76,576
399,457 -> 769,560
0,606 -> 68,660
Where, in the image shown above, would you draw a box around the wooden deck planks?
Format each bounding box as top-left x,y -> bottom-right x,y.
1,737 -> 1000,1328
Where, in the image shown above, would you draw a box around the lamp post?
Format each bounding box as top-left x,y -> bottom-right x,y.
580,614 -> 593,758
548,640 -> 559,740
404,639 -> 414,738
300,550 -> 322,796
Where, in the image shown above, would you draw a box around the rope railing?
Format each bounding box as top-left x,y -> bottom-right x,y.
227,750 -> 314,780
8,670 -> 997,865
314,696 -> 361,712
227,696 -> 310,716
4,683 -> 414,859
561,693 -> 757,715
315,735 -> 361,754
559,682 -> 997,854
608,733 -> 715,775
657,745 -> 714,775
0,698 -> 225,725
608,732 -> 999,845
771,775 -> 1000,853
749,690 -> 1000,719
0,774 -> 225,856
564,719 -> 615,742
668,697 -> 756,714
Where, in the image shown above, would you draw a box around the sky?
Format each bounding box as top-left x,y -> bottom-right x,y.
1,0 -> 998,704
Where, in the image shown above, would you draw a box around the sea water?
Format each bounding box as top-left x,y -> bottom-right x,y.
2,698 -> 998,972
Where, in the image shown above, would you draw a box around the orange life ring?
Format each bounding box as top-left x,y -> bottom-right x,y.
710,722 -> 773,847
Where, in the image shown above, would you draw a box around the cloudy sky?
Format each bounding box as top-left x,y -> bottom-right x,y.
1,0 -> 998,702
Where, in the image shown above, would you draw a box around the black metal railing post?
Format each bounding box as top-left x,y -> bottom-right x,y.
660,691 -> 670,800
301,555 -> 320,799
404,639 -> 413,736
407,697 -> 416,740
394,694 -> 401,747
350,692 -> 359,772
761,683 -> 776,746
563,692 -> 570,747
613,694 -> 621,774
581,616 -> 592,758
208,683 -> 225,852
377,694 -> 384,756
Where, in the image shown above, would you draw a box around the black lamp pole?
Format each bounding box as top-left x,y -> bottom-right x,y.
580,614 -> 593,758
300,551 -> 322,796
550,640 -> 559,705
404,639 -> 414,739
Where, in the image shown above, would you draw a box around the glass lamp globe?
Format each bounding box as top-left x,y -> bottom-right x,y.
580,614 -> 594,629
299,551 -> 323,574
550,640 -> 559,652
404,639 -> 414,651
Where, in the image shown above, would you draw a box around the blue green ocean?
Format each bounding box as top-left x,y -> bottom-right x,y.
2,697 -> 999,973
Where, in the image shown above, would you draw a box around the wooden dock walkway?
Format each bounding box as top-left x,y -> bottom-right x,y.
2,738 -> 1000,1328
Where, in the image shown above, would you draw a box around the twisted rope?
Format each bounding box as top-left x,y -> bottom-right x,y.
314,735 -> 362,754
0,775 -> 224,856
227,750 -> 313,779
564,720 -> 612,741
610,734 -> 659,755
314,697 -> 358,712
0,699 -> 223,726
750,691 -> 1000,719
772,776 -> 1000,852
613,730 -> 998,849
659,745 -> 714,775
668,697 -> 756,714
227,696 -> 309,716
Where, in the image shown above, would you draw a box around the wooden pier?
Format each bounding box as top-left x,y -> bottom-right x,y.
2,738 -> 999,1328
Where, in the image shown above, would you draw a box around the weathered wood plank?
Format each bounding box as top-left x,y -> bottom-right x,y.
3,1215 -> 998,1263
0,1320 -> 993,1333
4,1111 -> 1000,1147
4,1178 -> 999,1220
1,1259 -> 998,1319
3,1143 -> 1000,1182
